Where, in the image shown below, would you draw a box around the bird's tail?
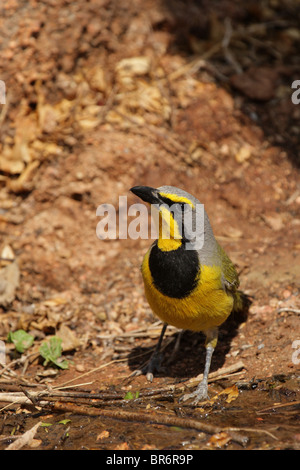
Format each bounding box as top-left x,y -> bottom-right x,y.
233,290 -> 252,313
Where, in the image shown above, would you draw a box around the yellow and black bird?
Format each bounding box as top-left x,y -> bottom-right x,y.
130,185 -> 247,404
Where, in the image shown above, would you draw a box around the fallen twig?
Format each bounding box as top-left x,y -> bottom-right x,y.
277,307 -> 300,314
0,361 -> 245,408
0,392 -> 47,410
257,400 -> 300,414
52,401 -> 249,446
54,357 -> 129,388
0,359 -> 21,378
185,361 -> 245,389
222,17 -> 243,74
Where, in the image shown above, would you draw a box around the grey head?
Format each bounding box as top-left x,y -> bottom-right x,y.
157,186 -> 218,263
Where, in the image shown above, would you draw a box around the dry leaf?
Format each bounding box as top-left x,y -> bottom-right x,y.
96,430 -> 110,441
220,384 -> 239,403
86,66 -> 108,93
1,244 -> 15,262
38,104 -> 58,133
8,160 -> 40,193
30,311 -> 60,332
38,97 -> 73,133
204,384 -> 239,408
5,422 -> 41,450
43,297 -> 68,307
0,154 -> 24,174
77,117 -> 101,130
207,431 -> 232,448
13,139 -> 32,164
0,261 -> 20,307
116,56 -> 151,78
56,324 -> 81,352
223,227 -> 243,239
31,140 -> 63,159
14,113 -> 38,144
114,79 -> 171,122
262,214 -> 284,231
116,57 -> 152,93
235,145 -> 252,163
106,109 -> 145,128
115,442 -> 130,450
29,439 -> 42,448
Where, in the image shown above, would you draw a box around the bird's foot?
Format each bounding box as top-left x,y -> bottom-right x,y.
130,352 -> 163,382
180,380 -> 209,405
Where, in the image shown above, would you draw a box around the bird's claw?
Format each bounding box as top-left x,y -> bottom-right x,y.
131,352 -> 163,382
179,381 -> 209,405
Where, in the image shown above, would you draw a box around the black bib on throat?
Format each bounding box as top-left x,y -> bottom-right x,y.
148,241 -> 199,299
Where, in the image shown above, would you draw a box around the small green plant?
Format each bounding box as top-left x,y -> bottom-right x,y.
124,390 -> 140,400
58,419 -> 71,425
7,329 -> 34,353
39,336 -> 69,369
40,422 -> 53,428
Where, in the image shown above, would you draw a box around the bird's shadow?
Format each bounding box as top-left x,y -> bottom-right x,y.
126,303 -> 250,382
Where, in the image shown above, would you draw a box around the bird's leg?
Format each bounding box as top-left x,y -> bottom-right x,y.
131,323 -> 168,382
145,322 -> 168,381
180,327 -> 218,404
166,330 -> 183,365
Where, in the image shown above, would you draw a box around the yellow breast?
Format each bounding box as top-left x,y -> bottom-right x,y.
141,249 -> 233,332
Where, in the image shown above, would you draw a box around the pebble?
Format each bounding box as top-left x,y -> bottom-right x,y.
282,289 -> 292,299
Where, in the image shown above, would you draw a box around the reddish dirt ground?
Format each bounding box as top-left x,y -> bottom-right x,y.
0,0 -> 299,450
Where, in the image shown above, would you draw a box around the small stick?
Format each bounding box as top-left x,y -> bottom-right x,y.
277,307 -> 300,314
52,401 -> 249,446
0,362 -> 245,407
0,359 -> 20,378
19,386 -> 39,407
186,361 -> 245,388
53,357 -> 129,388
258,400 -> 300,414
222,17 -> 243,74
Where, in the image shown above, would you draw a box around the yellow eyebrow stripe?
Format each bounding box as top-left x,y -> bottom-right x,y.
158,192 -> 195,209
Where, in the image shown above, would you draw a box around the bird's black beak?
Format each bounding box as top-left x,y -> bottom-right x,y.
130,186 -> 160,205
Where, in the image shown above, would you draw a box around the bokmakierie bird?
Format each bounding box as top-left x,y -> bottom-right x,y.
130,185 -> 247,404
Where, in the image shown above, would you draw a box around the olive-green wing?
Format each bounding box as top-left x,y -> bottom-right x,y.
217,243 -> 240,290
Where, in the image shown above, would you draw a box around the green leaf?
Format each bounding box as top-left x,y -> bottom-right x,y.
39,337 -> 69,369
124,390 -> 140,400
7,329 -> 34,353
58,419 -> 71,425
